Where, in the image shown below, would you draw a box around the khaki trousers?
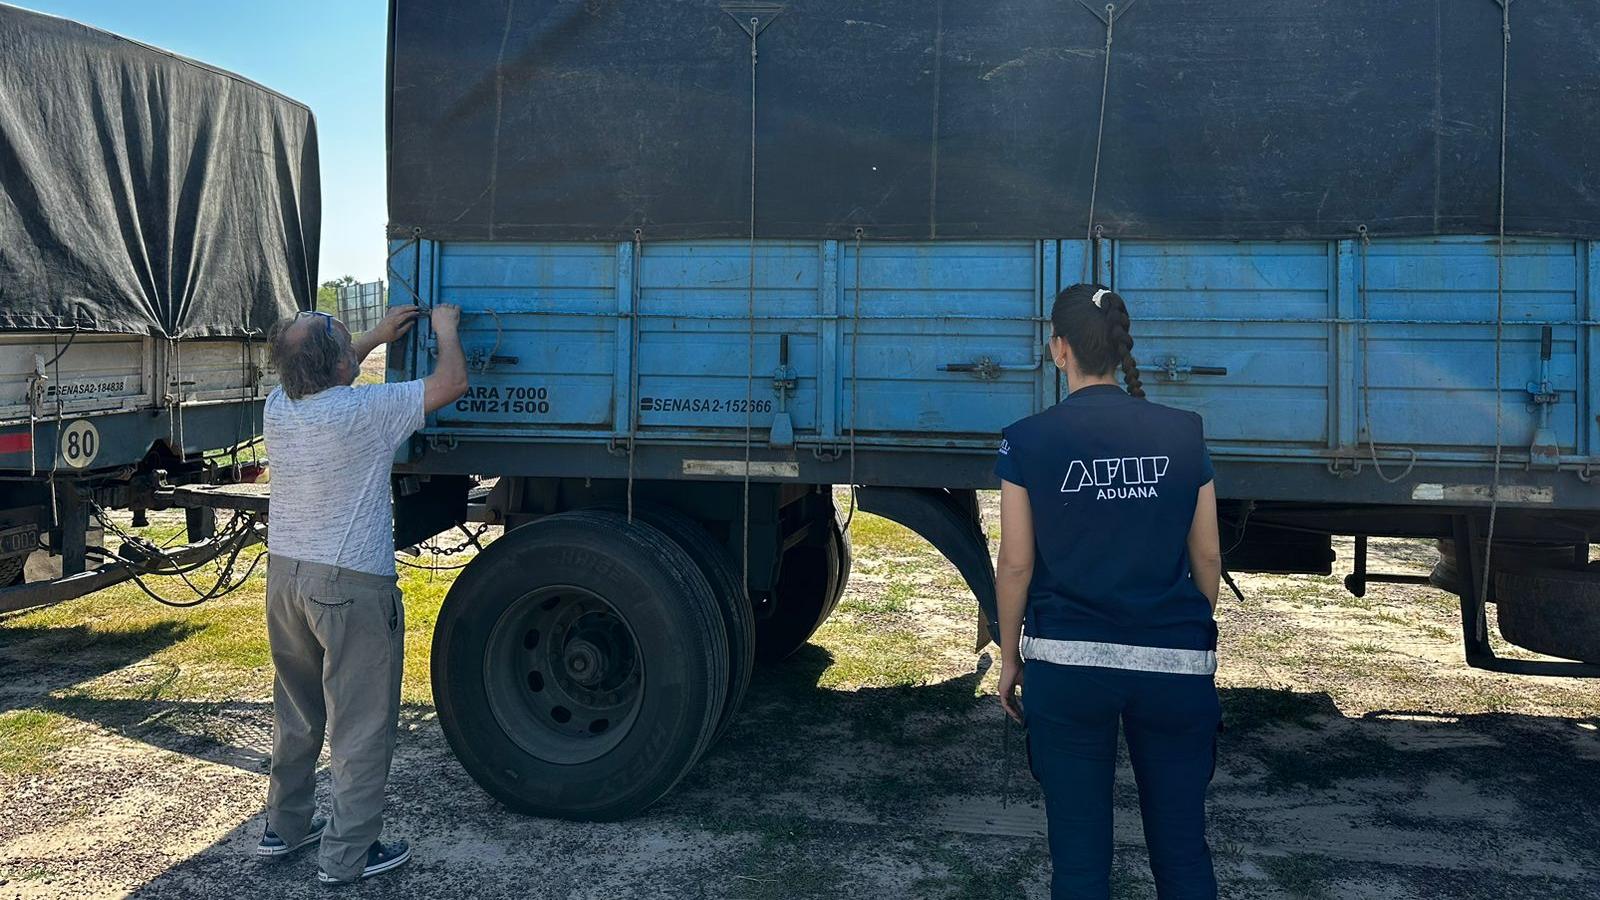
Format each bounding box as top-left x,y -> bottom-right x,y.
265,556 -> 404,880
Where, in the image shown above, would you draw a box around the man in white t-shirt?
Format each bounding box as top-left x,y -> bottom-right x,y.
256,304 -> 467,885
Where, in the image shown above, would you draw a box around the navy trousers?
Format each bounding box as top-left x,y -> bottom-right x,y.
1023,661 -> 1221,900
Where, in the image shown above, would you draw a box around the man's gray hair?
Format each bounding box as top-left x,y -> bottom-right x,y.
268,316 -> 348,400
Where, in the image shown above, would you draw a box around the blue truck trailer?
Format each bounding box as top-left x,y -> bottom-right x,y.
0,5 -> 315,612
383,0 -> 1600,819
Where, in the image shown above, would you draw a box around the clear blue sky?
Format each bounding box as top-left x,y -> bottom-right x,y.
17,1 -> 388,284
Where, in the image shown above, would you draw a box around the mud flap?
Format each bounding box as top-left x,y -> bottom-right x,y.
857,486 -> 998,649
393,474 -> 470,550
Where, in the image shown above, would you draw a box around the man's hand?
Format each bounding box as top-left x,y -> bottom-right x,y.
998,655 -> 1024,723
423,304 -> 469,413
350,305 -> 422,365
372,304 -> 422,345
431,304 -> 462,337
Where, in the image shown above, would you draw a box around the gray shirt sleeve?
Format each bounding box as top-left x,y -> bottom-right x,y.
358,379 -> 427,448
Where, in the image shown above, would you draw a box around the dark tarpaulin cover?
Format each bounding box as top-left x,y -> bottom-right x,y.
388,0 -> 1600,243
0,3 -> 319,338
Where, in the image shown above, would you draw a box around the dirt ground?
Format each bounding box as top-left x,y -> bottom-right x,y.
0,496 -> 1597,899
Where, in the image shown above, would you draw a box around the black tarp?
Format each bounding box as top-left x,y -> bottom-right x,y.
388,0 -> 1600,243
0,3 -> 318,338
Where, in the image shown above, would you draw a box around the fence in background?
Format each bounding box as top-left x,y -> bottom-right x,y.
335,281 -> 387,333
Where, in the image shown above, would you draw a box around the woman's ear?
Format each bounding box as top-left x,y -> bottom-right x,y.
1049,336 -> 1068,370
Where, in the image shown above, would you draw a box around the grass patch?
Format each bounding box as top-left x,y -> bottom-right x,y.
0,709 -> 72,775
1256,730 -> 1407,793
812,620 -> 935,690
1221,687 -> 1331,732
910,839 -> 1045,899
840,581 -> 914,616
846,514 -> 928,559
1260,853 -> 1336,899
397,566 -> 455,703
723,815 -> 848,900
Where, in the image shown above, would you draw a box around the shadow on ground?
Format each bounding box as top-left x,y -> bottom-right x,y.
0,620 -> 198,716
81,644 -> 1600,899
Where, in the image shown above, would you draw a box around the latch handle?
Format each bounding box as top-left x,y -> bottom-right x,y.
1154,357 -> 1228,382
938,356 -> 1044,380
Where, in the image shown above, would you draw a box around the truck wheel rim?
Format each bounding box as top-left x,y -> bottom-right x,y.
482,585 -> 643,765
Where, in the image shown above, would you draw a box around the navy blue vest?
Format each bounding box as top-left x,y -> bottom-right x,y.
996,385 -> 1217,652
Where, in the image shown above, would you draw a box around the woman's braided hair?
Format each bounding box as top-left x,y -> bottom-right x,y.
1050,282 -> 1145,399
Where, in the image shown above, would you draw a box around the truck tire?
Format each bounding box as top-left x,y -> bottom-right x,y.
754,527 -> 842,663
431,510 -> 728,820
1430,540 -> 1577,596
604,503 -> 754,747
824,512 -> 852,618
0,555 -> 23,588
1493,565 -> 1600,663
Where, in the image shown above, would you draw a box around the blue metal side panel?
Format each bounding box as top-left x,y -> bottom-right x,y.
1586,241 -> 1599,458
400,235 -> 1597,481
818,240 -> 841,445
431,242 -> 618,431
1357,238 -> 1580,455
841,242 -> 1041,442
1113,241 -> 1333,450
634,240 -> 821,437
613,241 -> 635,441
1334,241 -> 1359,452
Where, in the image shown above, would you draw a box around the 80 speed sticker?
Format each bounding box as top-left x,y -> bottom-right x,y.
58,419 -> 100,469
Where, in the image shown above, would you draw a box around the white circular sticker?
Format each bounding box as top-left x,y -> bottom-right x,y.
59,419 -> 99,469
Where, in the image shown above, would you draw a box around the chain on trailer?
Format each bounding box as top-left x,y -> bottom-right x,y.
396,522 -> 493,573
87,500 -> 266,608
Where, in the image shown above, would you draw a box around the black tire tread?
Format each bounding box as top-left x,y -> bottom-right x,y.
431,510 -> 727,821
601,503 -> 754,748
1493,566 -> 1600,664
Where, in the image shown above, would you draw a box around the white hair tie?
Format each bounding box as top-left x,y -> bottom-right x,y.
1091,288 -> 1109,308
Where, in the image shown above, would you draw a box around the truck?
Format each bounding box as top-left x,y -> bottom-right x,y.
0,4 -> 316,611
377,0 -> 1600,821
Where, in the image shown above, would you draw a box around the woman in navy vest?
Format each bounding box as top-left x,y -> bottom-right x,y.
995,283 -> 1223,899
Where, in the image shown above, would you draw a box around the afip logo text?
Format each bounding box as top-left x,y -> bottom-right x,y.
1060,456 -> 1169,500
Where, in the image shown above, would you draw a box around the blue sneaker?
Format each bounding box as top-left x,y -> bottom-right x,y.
256,816 -> 327,857
317,839 -> 410,885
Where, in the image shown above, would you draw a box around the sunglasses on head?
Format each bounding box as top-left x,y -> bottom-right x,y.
294,309 -> 338,335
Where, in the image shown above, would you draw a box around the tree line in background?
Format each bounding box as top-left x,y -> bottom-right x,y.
317,275 -> 357,314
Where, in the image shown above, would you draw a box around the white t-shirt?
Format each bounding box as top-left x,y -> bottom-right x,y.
264,380 -> 426,576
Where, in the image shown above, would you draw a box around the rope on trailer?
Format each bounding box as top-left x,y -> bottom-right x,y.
1355,226 -> 1418,484
1480,0 -> 1513,610
841,227 -> 865,530
26,354 -> 43,478
741,16 -> 760,589
1077,0 -> 1131,280
48,331 -> 65,528
627,228 -> 643,523
165,337 -> 188,462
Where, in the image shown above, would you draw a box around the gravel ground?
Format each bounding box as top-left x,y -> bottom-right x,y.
0,499 -> 1597,899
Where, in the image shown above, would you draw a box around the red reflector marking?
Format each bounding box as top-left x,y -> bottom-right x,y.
0,432 -> 32,455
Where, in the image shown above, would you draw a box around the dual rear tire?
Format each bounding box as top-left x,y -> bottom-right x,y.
432,509 -> 731,821
752,509 -> 852,662
433,502 -> 854,819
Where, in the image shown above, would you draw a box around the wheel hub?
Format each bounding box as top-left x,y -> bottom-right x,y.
564,640 -> 600,683
482,586 -> 644,764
